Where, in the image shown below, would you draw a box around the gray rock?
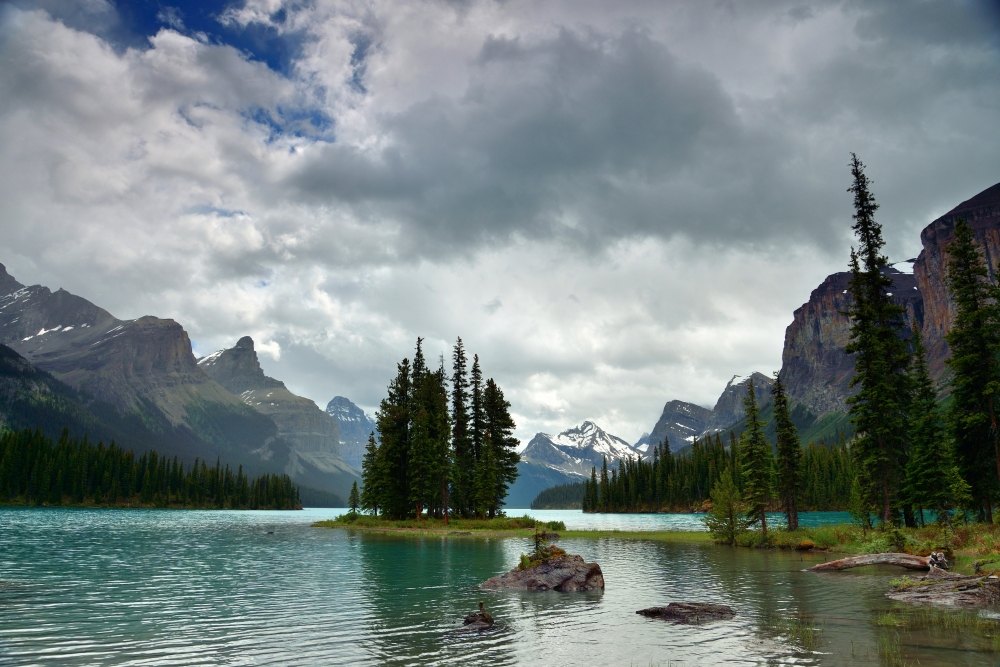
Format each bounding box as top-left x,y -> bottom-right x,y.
637,602 -> 736,623
480,554 -> 604,592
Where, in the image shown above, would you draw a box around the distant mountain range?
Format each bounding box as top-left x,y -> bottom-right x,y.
506,375 -> 777,507
0,264 -> 359,504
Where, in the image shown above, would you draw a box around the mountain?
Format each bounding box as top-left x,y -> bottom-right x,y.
640,400 -> 711,452
520,421 -> 639,476
703,372 -> 775,433
0,264 -> 274,454
198,337 -> 358,498
325,396 -> 375,471
640,374 -> 774,454
506,420 -> 641,507
0,264 -> 350,504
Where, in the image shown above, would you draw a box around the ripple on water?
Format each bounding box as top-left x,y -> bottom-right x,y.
0,508 -> 987,666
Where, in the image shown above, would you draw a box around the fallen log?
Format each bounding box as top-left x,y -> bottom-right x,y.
805,552 -> 948,572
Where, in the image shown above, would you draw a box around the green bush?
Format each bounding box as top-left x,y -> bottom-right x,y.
545,520 -> 566,531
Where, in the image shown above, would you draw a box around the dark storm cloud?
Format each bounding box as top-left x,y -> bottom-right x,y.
273,0 -> 1000,263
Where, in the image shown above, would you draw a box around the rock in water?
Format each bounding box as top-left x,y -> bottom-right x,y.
480,555 -> 604,592
636,603 -> 736,623
887,573 -> 1000,607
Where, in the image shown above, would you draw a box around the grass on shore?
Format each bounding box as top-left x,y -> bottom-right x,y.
312,513 -> 551,534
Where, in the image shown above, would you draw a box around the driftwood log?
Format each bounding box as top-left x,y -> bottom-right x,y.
804,552 -> 948,572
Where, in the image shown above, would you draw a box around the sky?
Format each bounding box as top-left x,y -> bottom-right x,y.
1,0 -> 999,446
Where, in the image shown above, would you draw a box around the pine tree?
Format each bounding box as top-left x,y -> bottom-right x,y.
360,432 -> 380,515
772,373 -> 802,531
740,380 -> 774,538
471,355 -> 484,462
945,218 -> 1000,521
348,481 -> 360,514
905,323 -> 969,523
843,154 -> 911,524
450,338 -> 473,516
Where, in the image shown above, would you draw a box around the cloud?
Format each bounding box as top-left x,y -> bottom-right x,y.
0,0 -> 999,444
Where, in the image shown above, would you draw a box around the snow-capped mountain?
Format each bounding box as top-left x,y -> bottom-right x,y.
520,420 -> 641,477
325,396 -> 376,471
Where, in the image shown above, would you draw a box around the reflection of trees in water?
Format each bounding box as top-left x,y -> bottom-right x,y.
355,533 -> 518,666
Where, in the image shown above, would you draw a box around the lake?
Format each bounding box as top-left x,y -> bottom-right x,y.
0,508 -> 995,666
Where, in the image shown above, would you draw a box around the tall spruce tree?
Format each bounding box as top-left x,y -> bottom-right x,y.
843,154 -> 911,524
740,380 -> 774,538
360,432 -> 380,515
450,338 -> 473,516
772,373 -> 802,531
945,218 -> 1000,520
374,357 -> 412,519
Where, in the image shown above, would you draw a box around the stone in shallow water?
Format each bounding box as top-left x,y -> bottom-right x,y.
636,602 -> 736,623
480,554 -> 604,592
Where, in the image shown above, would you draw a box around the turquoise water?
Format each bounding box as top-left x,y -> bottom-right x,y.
0,508 -> 994,666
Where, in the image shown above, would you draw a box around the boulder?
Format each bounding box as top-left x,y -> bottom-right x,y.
637,602 -> 736,623
887,573 -> 1000,607
480,554 -> 604,592
463,601 -> 494,628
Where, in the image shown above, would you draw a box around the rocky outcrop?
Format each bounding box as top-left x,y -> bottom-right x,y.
480,554 -> 604,592
325,396 -> 375,471
780,267 -> 922,415
913,182 -> 1000,380
636,602 -> 736,623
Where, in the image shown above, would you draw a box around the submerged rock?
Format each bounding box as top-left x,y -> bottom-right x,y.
480,554 -> 604,592
636,602 -> 736,624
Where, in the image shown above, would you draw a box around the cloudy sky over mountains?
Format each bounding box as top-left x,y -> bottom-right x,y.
1,0 -> 999,444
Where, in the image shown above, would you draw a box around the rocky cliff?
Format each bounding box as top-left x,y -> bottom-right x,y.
780,267 -> 922,415
913,182 -> 1000,379
640,400 -> 711,451
199,337 -> 357,491
704,372 -> 775,433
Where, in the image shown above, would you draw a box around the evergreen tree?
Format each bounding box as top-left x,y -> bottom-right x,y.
905,323 -> 970,523
843,154 -> 910,523
360,432 -> 380,515
945,218 -> 1000,521
740,380 -> 774,538
471,355 -> 485,461
348,481 -> 360,514
375,357 -> 412,519
450,338 -> 473,516
772,373 -> 802,531
703,467 -> 749,544
479,378 -> 520,517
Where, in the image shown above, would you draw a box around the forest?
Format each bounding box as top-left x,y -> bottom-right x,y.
0,428 -> 301,509
360,338 -> 520,520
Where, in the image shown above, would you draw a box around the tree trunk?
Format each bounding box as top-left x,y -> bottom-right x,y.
805,552 -> 946,572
